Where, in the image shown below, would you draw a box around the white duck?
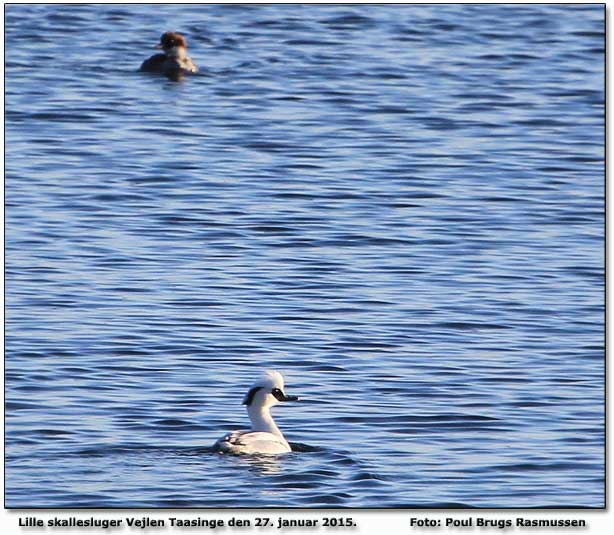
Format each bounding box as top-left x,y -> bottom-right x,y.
213,371 -> 299,455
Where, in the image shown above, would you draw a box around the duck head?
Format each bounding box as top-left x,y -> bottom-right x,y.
243,370 -> 298,409
156,31 -> 190,58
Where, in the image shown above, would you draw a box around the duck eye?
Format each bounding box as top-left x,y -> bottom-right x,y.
272,388 -> 281,395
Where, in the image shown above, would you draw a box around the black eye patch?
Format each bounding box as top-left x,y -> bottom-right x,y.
271,388 -> 298,402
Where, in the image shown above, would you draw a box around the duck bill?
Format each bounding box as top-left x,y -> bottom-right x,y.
272,391 -> 299,402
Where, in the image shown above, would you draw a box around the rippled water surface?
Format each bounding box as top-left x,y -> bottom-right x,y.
5,4 -> 604,508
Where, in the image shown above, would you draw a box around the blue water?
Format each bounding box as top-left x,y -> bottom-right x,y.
5,4 -> 604,508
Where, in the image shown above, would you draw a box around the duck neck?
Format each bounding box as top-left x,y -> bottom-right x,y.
247,404 -> 284,439
167,46 -> 188,60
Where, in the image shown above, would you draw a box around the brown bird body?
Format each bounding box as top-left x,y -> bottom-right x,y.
140,32 -> 198,80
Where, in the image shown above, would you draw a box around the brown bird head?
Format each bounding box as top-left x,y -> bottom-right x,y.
156,32 -> 189,52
